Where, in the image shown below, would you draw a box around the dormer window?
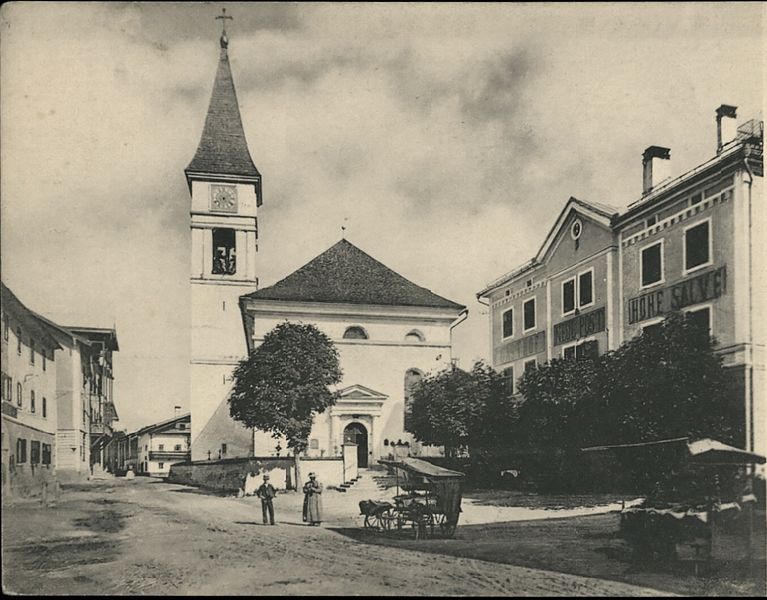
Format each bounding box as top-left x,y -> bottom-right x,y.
343,326 -> 368,340
212,228 -> 236,275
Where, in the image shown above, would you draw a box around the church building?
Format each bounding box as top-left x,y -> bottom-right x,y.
186,24 -> 466,464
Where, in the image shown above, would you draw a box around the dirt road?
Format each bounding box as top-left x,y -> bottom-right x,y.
2,478 -> 669,596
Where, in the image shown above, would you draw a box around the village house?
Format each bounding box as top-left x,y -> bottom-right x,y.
132,410 -> 191,477
184,29 -> 466,468
1,283 -> 60,495
32,316 -> 120,480
478,106 -> 764,455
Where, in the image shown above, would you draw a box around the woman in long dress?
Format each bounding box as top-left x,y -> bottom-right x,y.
302,473 -> 323,526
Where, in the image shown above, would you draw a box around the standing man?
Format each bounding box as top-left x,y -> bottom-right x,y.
302,472 -> 323,526
256,474 -> 277,525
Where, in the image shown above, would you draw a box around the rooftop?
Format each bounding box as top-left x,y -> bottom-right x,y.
242,239 -> 465,312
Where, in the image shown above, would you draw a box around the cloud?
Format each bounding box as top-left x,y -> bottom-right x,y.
0,3 -> 762,429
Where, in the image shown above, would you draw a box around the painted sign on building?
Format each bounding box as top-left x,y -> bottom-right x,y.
553,307 -> 606,346
627,266 -> 727,324
494,330 -> 546,365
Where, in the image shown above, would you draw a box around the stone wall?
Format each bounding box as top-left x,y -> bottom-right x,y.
167,456 -> 295,493
298,457 -> 345,488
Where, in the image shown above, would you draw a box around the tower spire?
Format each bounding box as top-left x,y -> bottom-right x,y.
185,9 -> 262,204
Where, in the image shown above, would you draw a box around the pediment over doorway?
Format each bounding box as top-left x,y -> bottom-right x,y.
331,384 -> 388,417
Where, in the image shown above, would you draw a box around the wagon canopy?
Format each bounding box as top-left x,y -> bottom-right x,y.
379,457 -> 465,479
581,436 -> 766,465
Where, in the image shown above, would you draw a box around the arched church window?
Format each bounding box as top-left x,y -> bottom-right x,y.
405,330 -> 425,343
212,228 -> 236,275
343,326 -> 368,340
404,368 -> 423,431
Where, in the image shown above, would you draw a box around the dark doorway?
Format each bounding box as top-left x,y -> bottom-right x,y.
344,422 -> 369,468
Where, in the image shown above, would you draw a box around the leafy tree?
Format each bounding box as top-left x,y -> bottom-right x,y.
407,361 -> 513,457
228,322 -> 342,488
514,311 -> 737,491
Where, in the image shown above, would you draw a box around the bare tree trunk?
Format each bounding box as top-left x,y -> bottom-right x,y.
294,449 -> 302,491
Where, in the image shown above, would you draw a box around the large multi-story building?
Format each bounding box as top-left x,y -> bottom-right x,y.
478,106 -> 764,454
32,317 -> 119,479
68,327 -> 119,475
1,283 -> 61,494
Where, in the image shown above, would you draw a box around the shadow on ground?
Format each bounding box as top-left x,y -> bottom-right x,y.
328,513 -> 766,597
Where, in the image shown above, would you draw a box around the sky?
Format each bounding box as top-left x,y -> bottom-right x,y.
1,2 -> 763,432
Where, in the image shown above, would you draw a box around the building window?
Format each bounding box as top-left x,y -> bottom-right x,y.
646,215 -> 657,227
42,443 -> 52,466
17,382 -> 22,407
158,462 -> 164,470
686,306 -> 712,336
17,438 -> 27,463
501,366 -> 514,395
642,321 -> 663,337
524,359 -> 537,373
684,220 -> 711,273
404,368 -> 423,430
30,339 -> 35,365
174,444 -> 182,451
523,298 -> 536,332
690,192 -> 703,205
16,327 -> 22,354
30,441 -> 41,464
309,438 -> 319,450
640,241 -> 664,288
343,326 -> 368,340
158,444 -> 165,451
405,330 -> 425,342
502,308 -> 514,339
2,375 -> 11,402
212,228 -> 236,275
42,397 -> 47,418
563,339 -> 599,361
562,278 -> 576,315
579,269 -> 594,308
30,390 -> 35,414
221,443 -> 227,456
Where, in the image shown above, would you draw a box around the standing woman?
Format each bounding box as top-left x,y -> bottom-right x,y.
302,472 -> 323,526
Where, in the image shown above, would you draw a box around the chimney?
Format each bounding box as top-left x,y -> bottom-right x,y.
174,405 -> 181,417
716,104 -> 738,153
642,146 -> 671,195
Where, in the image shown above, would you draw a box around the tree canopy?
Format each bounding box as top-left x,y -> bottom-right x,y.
228,321 -> 342,457
406,361 -> 514,456
515,312 -> 738,490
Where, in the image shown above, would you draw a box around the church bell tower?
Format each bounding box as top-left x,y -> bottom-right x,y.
185,14 -> 260,460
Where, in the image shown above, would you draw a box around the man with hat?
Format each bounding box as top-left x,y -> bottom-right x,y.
302,472 -> 323,526
256,473 -> 277,525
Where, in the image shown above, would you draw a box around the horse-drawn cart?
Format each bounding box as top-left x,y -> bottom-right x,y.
359,458 -> 465,539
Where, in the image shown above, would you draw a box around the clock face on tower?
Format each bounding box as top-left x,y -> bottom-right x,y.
210,185 -> 238,213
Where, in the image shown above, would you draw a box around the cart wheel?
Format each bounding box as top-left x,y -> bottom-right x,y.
378,509 -> 395,532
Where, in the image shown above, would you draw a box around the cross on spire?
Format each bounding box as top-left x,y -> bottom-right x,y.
216,7 -> 233,48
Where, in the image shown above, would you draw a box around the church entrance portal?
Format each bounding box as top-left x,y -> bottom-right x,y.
343,422 -> 369,468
